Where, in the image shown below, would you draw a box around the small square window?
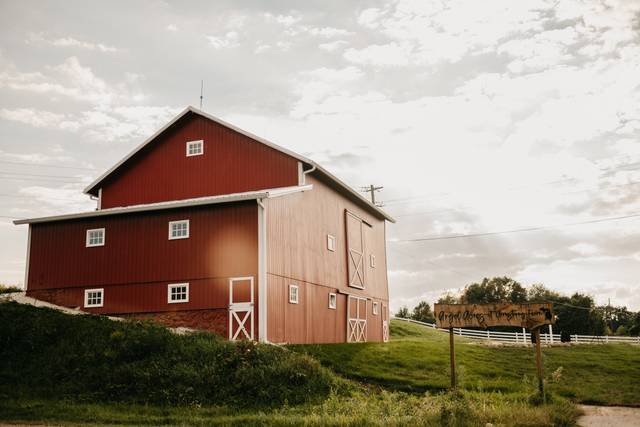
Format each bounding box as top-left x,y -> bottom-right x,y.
186,140 -> 204,157
327,234 -> 336,252
289,284 -> 299,304
370,254 -> 376,268
328,292 -> 337,309
373,302 -> 379,315
168,283 -> 189,303
84,288 -> 104,308
86,228 -> 105,247
169,220 -> 189,240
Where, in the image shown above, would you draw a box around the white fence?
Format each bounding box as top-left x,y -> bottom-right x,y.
392,317 -> 640,345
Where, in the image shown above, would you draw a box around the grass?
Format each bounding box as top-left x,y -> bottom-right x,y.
2,304 -> 636,425
292,320 -> 640,406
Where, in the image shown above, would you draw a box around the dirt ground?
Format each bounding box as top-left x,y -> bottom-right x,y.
578,405 -> 640,427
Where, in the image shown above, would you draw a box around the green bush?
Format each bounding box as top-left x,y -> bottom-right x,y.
0,285 -> 22,295
0,302 -> 338,407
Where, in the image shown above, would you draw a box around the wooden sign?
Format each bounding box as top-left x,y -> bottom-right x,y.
435,303 -> 555,329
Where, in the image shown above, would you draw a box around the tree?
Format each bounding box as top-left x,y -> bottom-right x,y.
460,277 -> 527,304
436,293 -> 459,304
395,306 -> 409,318
411,301 -> 435,323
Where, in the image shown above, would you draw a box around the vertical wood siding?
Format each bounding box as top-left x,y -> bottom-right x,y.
100,114 -> 299,209
27,202 -> 259,324
265,175 -> 389,343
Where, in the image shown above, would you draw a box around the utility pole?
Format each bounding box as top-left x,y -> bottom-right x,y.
361,184 -> 384,206
200,80 -> 204,109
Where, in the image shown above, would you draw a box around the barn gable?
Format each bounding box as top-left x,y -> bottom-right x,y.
89,108 -> 301,209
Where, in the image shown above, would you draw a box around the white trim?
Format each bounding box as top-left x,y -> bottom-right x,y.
257,199 -> 268,342
24,225 -> 31,288
370,254 -> 376,268
82,106 -> 394,223
186,139 -> 204,157
297,161 -> 304,185
373,301 -> 379,315
289,284 -> 299,304
167,283 -> 189,303
97,188 -> 102,210
84,288 -> 104,308
168,219 -> 189,240
327,234 -> 336,252
14,185 -> 311,225
328,292 -> 337,310
86,228 -> 105,247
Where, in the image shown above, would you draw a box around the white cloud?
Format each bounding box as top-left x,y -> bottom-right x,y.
344,43 -> 412,67
166,24 -> 178,32
318,40 -> 348,52
27,32 -> 118,52
207,31 -> 240,49
569,243 -> 599,256
0,108 -> 65,128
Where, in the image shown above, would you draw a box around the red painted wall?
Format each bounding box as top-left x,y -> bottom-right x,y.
26,202 -> 259,326
99,113 -> 299,208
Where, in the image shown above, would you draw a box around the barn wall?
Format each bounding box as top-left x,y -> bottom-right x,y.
26,202 -> 259,335
265,174 -> 390,343
99,114 -> 299,209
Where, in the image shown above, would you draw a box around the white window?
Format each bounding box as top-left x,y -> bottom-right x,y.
84,288 -> 104,308
289,284 -> 299,304
373,301 -> 379,315
169,220 -> 189,240
186,140 -> 204,157
86,228 -> 105,247
168,283 -> 189,303
328,292 -> 337,309
370,254 -> 376,268
327,234 -> 336,252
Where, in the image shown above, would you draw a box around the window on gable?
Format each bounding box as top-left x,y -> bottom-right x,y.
373,301 -> 379,315
168,283 -> 189,303
169,220 -> 189,240
289,284 -> 299,304
186,140 -> 204,157
84,288 -> 104,308
327,234 -> 336,252
328,292 -> 337,309
86,228 -> 105,247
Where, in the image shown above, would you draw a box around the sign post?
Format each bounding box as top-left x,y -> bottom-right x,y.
435,303 -> 555,395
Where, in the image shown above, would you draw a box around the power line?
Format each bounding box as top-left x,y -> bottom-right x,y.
360,184 -> 384,206
398,212 -> 640,242
0,160 -> 96,170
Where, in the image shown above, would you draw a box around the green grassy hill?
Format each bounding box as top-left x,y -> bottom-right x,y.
293,320 -> 640,406
1,302 -> 638,426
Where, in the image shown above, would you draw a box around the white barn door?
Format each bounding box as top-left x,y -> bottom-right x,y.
228,277 -> 254,340
347,295 -> 367,343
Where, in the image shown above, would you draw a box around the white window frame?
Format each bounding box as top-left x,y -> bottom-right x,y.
327,234 -> 336,252
289,284 -> 299,304
167,283 -> 189,304
84,288 -> 104,308
328,292 -> 337,309
373,301 -> 379,315
85,228 -> 105,247
168,220 -> 190,240
186,139 -> 204,157
370,254 -> 376,268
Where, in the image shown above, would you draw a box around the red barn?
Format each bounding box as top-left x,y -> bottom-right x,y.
15,107 -> 395,344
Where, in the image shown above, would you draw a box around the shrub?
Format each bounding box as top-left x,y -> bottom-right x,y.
0,302 -> 338,407
0,285 -> 22,295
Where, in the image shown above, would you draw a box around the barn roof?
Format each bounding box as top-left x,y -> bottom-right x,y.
83,106 -> 395,223
14,185 -> 311,225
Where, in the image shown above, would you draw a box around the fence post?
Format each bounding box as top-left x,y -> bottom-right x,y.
606,335 -> 609,343
487,330 -> 490,340
549,324 -> 553,344
573,334 -> 578,343
522,327 -> 527,345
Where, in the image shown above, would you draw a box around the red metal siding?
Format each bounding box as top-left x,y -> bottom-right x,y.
100,114 -> 299,208
26,202 -> 259,327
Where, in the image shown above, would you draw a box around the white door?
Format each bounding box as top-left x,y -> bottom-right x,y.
347,295 -> 367,343
228,277 -> 254,340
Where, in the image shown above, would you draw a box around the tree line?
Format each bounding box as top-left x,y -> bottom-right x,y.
395,277 -> 640,337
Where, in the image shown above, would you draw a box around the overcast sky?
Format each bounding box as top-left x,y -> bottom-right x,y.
1,0 -> 640,311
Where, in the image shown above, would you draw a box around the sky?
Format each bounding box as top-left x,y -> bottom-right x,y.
1,0 -> 640,311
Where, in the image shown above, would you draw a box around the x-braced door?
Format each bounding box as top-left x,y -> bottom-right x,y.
347,295 -> 367,343
229,277 -> 254,340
